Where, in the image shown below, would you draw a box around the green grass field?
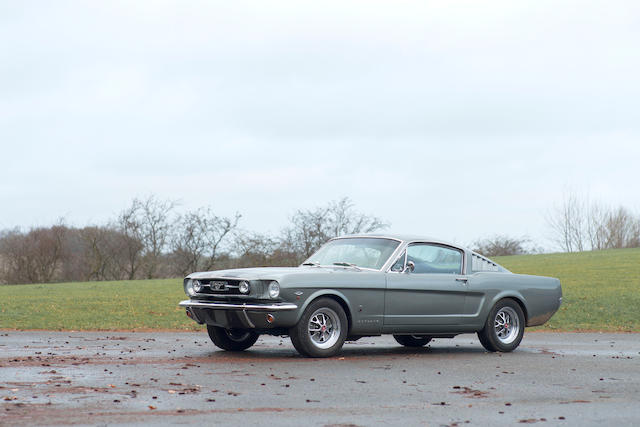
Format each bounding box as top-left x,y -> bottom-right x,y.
1,248 -> 639,331
0,278 -> 198,331
494,248 -> 640,332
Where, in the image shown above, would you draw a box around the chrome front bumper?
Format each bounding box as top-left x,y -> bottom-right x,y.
178,300 -> 298,311
179,299 -> 299,329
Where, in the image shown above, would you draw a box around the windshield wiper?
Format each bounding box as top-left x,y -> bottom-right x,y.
332,262 -> 361,271
302,261 -> 320,267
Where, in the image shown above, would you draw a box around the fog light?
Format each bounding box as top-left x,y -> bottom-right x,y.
266,314 -> 275,323
239,281 -> 250,294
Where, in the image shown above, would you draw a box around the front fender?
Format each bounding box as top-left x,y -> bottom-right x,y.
295,289 -> 354,325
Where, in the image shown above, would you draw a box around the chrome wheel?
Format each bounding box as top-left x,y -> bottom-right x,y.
307,307 -> 341,349
290,298 -> 348,357
494,307 -> 520,345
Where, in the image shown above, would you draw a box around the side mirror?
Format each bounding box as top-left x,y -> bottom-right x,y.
403,261 -> 415,274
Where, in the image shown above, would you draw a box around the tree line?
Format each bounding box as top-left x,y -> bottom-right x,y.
470,192 -> 640,256
2,192 -> 639,285
0,196 -> 387,284
546,192 -> 640,252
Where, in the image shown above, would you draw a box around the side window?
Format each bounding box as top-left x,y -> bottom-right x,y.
406,244 -> 462,274
390,251 -> 406,272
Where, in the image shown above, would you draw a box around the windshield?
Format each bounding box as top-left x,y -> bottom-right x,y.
304,238 -> 400,270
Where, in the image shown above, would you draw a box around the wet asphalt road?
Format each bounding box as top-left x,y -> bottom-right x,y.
1,331 -> 639,426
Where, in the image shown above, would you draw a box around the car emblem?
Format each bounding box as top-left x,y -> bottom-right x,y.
210,281 -> 228,290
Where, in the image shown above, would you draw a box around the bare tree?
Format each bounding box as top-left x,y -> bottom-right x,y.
106,228 -> 145,280
472,235 -> 533,257
627,218 -> 640,248
0,224 -> 68,284
116,205 -> 145,280
115,196 -> 177,279
0,229 -> 31,284
282,209 -> 327,261
548,193 -> 640,252
137,196 -> 178,279
586,202 -> 608,251
0,229 -> 11,283
598,206 -> 640,249
170,208 -> 240,276
58,227 -> 90,282
547,192 -> 588,252
327,197 -> 388,237
77,226 -> 123,281
233,231 -> 282,268
280,197 -> 389,262
32,225 -> 68,283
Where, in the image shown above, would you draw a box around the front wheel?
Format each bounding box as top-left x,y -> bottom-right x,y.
393,335 -> 432,347
207,325 -> 259,351
289,298 -> 348,358
477,299 -> 525,352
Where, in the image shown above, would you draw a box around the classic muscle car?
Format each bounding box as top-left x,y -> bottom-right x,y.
179,235 -> 562,357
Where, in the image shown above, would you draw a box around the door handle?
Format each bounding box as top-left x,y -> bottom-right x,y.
455,277 -> 469,283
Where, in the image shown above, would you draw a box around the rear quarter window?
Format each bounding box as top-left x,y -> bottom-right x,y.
471,254 -> 501,273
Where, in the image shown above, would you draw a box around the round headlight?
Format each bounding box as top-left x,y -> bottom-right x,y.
185,279 -> 196,296
239,281 -> 250,294
192,280 -> 202,293
268,281 -> 280,299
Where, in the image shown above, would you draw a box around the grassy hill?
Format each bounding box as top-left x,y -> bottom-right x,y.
1,248 -> 638,331
494,248 -> 640,331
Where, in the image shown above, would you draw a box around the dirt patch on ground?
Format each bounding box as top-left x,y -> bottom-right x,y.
0,356 -> 95,368
1,403 -> 330,426
451,386 -> 491,398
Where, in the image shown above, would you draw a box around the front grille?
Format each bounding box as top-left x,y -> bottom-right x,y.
194,279 -> 243,295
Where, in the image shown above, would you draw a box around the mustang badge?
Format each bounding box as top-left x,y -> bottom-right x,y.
210,281 -> 228,290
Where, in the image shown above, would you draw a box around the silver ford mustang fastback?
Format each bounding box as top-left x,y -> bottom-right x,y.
179,234 -> 562,357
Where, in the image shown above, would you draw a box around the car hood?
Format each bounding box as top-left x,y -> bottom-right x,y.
187,266 -> 371,282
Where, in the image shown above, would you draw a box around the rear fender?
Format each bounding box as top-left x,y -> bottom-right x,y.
488,291 -> 529,324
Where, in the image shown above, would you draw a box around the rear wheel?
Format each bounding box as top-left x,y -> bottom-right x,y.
477,299 -> 525,352
206,325 -> 259,351
393,335 -> 432,347
290,298 -> 348,358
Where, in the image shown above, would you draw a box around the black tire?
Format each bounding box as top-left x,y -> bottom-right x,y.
477,299 -> 525,352
393,335 -> 432,347
289,298 -> 348,358
206,325 -> 259,351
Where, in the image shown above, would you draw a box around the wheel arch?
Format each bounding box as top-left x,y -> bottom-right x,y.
490,292 -> 529,325
297,290 -> 353,333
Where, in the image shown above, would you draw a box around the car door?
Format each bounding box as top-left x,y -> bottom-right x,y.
384,243 -> 468,327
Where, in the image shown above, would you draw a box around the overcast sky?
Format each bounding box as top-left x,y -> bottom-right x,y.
1,0 -> 639,249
